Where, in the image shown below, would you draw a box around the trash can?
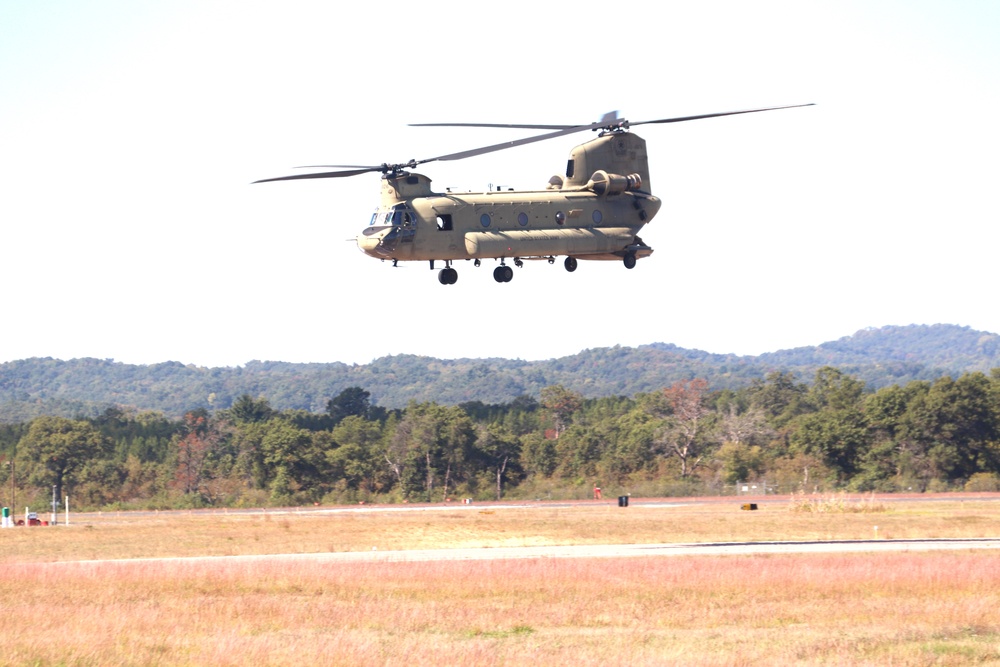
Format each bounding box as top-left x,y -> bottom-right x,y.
618,495 -> 629,507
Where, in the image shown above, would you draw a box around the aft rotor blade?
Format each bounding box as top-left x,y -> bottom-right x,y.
425,118 -> 625,164
630,103 -> 814,127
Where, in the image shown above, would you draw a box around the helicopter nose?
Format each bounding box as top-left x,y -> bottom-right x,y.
356,229 -> 381,256
356,225 -> 395,258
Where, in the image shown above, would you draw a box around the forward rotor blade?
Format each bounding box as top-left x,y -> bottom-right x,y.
294,164 -> 384,169
411,122 -> 577,130
252,167 -> 377,184
409,111 -> 620,132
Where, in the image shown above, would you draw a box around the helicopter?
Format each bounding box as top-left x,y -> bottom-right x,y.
254,104 -> 813,285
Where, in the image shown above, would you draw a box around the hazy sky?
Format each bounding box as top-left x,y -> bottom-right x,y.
2,1 -> 998,367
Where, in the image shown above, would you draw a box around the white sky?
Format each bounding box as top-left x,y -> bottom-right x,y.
1,1 -> 998,368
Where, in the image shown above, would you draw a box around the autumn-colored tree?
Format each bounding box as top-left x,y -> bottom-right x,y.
173,411 -> 219,497
540,385 -> 583,437
654,379 -> 714,477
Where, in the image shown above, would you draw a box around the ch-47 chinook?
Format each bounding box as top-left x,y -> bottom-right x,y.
254,104 -> 812,285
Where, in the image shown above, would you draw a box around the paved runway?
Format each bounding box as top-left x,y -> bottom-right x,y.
56,538 -> 1000,567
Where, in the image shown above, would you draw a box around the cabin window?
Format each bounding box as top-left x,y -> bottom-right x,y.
566,159 -> 575,178
592,210 -> 603,224
437,214 -> 453,231
517,212 -> 529,227
480,213 -> 491,228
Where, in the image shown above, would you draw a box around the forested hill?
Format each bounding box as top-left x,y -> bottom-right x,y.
2,324 -> 998,421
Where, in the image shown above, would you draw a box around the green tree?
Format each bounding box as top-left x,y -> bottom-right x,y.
386,402 -> 475,501
746,371 -> 810,427
520,432 -> 557,478
228,394 -> 275,424
716,441 -> 766,485
598,408 -> 658,482
258,418 -> 326,502
326,387 -> 372,424
790,408 -> 869,480
18,416 -> 109,502
810,367 -> 865,411
899,373 -> 1000,482
328,415 -> 386,494
477,424 -> 522,500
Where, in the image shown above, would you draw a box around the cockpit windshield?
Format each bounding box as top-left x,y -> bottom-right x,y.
369,205 -> 415,227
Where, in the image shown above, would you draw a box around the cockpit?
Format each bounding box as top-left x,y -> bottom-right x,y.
369,205 -> 416,227
359,204 -> 417,259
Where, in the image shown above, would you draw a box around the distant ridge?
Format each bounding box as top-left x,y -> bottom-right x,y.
1,324 -> 997,421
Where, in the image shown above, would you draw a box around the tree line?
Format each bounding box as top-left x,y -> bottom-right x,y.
3,367 -> 1000,511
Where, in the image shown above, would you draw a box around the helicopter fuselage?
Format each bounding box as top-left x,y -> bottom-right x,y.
355,130 -> 661,283
357,178 -> 661,263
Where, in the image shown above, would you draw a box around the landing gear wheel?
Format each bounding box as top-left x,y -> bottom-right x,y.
438,267 -> 458,285
564,256 -> 578,273
493,265 -> 514,283
623,252 -> 637,269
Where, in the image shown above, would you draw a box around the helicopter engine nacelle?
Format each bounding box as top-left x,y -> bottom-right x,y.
586,170 -> 643,196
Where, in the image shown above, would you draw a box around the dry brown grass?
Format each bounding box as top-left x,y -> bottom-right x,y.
788,491 -> 890,513
3,553 -> 999,666
1,498 -> 999,665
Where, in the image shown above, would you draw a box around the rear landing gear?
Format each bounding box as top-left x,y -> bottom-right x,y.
623,252 -> 637,269
438,267 -> 458,285
564,256 -> 578,272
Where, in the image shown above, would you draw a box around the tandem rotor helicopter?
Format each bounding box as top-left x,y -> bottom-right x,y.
255,104 -> 813,285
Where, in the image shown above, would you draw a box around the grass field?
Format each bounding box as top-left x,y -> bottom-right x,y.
2,496 -> 999,665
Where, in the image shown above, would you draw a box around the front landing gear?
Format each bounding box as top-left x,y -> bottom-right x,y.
493,265 -> 514,283
623,252 -> 637,269
434,259 -> 458,285
437,267 -> 458,284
